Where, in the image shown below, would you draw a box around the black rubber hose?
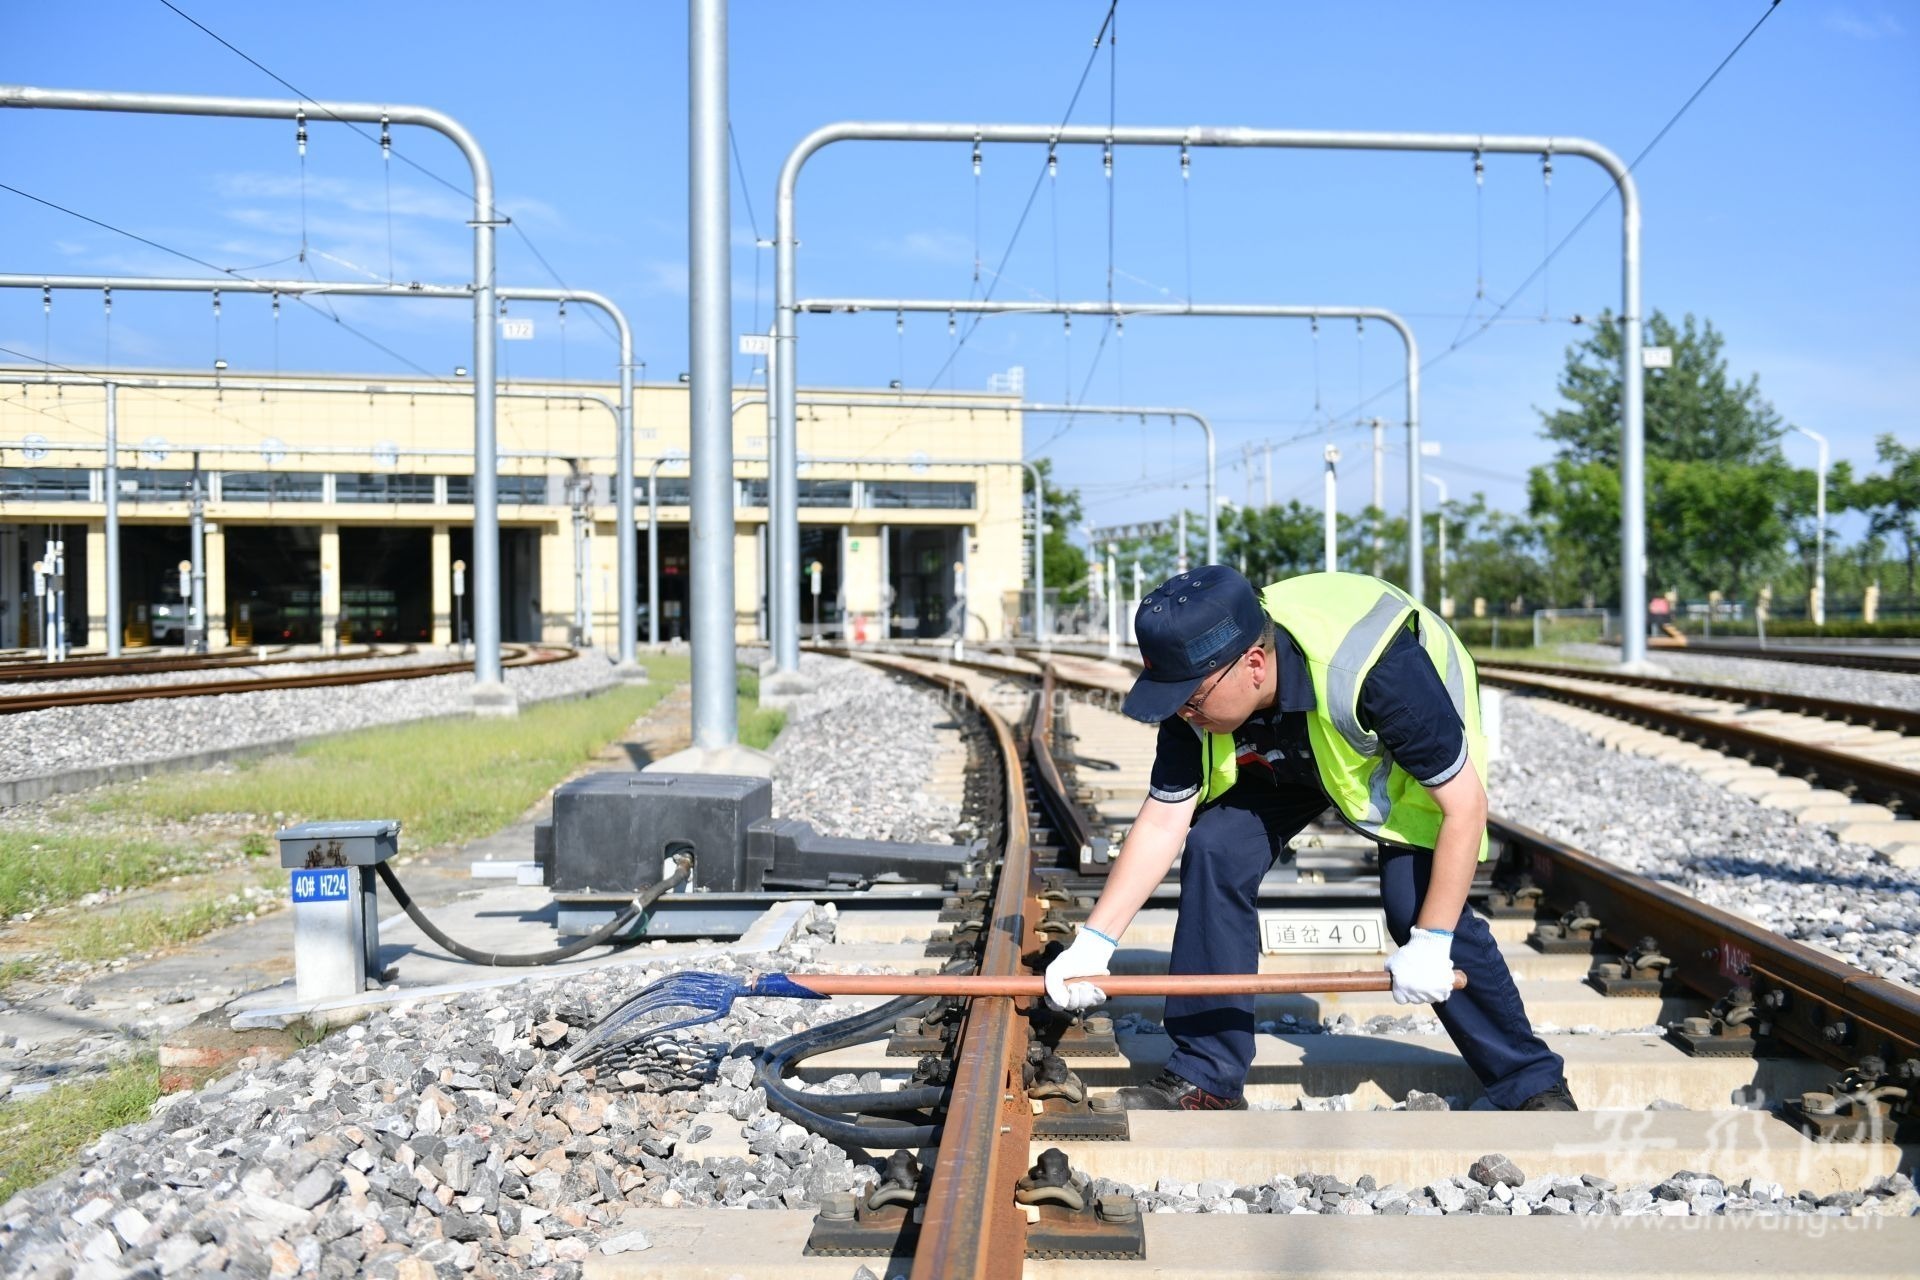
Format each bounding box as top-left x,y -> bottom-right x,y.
375,854 -> 688,967
754,994 -> 945,1149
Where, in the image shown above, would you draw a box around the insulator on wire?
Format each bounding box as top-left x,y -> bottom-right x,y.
947,310 -> 956,337
1180,145 -> 1190,181
1047,145 -> 1058,178
380,115 -> 391,159
1063,315 -> 1073,336
271,291 -> 281,319
558,300 -> 567,319
1116,317 -> 1125,339
972,140 -> 982,177
1103,144 -> 1113,178
1473,150 -> 1484,186
1542,151 -> 1553,187
296,109 -> 307,157
102,288 -> 111,317
41,287 -> 50,314
212,290 -> 221,319
499,298 -> 509,317
895,310 -> 904,336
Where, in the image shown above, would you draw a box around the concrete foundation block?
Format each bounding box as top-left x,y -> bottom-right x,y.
641,742 -> 775,778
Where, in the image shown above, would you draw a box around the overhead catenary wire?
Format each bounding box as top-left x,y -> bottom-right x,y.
1233,0 -> 1785,455
0,181 -> 451,383
153,0 -> 617,348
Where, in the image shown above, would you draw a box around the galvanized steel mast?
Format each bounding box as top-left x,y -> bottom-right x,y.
775,122 -> 1643,663
0,84 -> 513,691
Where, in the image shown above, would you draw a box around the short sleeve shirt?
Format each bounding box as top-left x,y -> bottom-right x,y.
1148,625 -> 1468,807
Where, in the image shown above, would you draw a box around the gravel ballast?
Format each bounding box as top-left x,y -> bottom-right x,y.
1491,695 -> 1920,988
1559,643 -> 1920,711
767,653 -> 961,844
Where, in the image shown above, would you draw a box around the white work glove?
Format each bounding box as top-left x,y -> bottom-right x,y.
1044,926 -> 1118,1012
1386,927 -> 1458,1005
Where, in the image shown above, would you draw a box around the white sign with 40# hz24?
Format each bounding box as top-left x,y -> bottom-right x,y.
1259,909 -> 1389,955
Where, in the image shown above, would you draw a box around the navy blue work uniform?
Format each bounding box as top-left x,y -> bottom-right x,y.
1146,626 -> 1566,1109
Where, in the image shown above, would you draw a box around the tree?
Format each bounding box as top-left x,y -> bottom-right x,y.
1023,458 -> 1087,605
1528,310 -> 1791,603
1540,311 -> 1783,466
1854,434 -> 1920,611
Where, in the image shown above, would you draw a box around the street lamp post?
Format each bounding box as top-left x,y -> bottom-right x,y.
1789,425 -> 1829,628
1425,474 -> 1450,618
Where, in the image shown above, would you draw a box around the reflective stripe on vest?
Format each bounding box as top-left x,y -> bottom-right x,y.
1193,572 -> 1488,860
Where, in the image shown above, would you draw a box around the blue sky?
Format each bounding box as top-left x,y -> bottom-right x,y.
2,1 -> 1914,528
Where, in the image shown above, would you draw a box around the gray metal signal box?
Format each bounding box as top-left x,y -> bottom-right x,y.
277,819 -> 400,1003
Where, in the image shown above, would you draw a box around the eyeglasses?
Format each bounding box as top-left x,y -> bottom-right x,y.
1180,650 -> 1245,718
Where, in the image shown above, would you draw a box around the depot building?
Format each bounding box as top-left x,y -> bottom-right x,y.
0,368 -> 1029,652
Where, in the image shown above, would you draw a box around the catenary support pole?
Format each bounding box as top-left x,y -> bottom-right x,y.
1371,417 -> 1385,578
1323,444 -> 1341,573
1790,425 -> 1828,629
0,275 -> 639,674
188,453 -> 206,653
798,299 -> 1411,597
729,393 -> 1214,643
103,382 -> 120,657
685,0 -> 740,747
1021,461 -> 1047,643
779,123 -> 1639,656
1425,473 -> 1449,616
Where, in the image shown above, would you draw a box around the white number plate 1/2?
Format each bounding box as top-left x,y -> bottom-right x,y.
1259,909 -> 1388,955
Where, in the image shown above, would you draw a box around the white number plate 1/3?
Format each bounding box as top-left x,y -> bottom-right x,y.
1259,909 -> 1388,955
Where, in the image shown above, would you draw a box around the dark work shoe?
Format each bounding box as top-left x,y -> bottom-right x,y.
1515,1082 -> 1580,1112
1112,1070 -> 1248,1111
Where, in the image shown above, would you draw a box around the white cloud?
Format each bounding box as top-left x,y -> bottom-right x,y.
1825,6 -> 1904,39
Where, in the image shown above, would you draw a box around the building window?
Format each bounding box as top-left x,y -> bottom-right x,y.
738,478 -> 854,508
640,477 -> 693,506
220,471 -> 326,503
865,480 -> 975,510
0,467 -> 92,502
444,474 -> 551,505
335,472 -> 438,504
114,468 -> 198,503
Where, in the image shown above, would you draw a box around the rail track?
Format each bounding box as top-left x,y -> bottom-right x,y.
603,645 -> 1920,1277
0,643 -> 404,684
0,644 -> 570,715
1648,639 -> 1920,676
1477,661 -> 1920,816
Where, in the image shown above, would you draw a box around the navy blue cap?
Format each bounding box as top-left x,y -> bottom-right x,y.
1121,564 -> 1266,723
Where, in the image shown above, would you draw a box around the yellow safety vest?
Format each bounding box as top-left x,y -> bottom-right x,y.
1193,572 -> 1488,859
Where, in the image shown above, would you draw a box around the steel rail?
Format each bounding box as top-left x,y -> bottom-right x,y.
0,645 -> 404,684
1650,640 -> 1920,677
1481,667 -> 1920,814
1481,660 -> 1920,737
1492,817 -> 1920,1072
0,645 -> 568,714
852,652 -> 1033,1278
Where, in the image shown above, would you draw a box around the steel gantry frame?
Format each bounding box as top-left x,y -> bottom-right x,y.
798,298 -> 1420,589
0,83 -> 530,696
6,371 -> 617,654
731,394 -> 1215,647
776,121 -> 1646,672
0,274 -> 642,671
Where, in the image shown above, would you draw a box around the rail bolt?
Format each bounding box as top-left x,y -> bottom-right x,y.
818,1192 -> 857,1221
1096,1194 -> 1140,1223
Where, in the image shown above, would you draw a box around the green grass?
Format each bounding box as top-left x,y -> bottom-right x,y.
0,1054 -> 160,1203
98,654 -> 692,852
735,667 -> 787,751
0,832 -> 195,919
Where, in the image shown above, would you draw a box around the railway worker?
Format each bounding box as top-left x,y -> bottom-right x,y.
1044,565 -> 1575,1112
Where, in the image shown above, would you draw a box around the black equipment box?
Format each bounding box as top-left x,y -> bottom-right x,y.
549,773 -> 772,895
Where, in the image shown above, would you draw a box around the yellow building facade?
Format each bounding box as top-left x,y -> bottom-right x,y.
0,368 -> 1029,652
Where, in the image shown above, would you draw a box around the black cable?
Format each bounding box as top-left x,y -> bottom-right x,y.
375,853 -> 689,967
752,993 -> 945,1152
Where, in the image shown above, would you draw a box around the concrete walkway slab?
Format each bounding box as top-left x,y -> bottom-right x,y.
584,1209 -> 1920,1279
799,1029 -> 1832,1112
